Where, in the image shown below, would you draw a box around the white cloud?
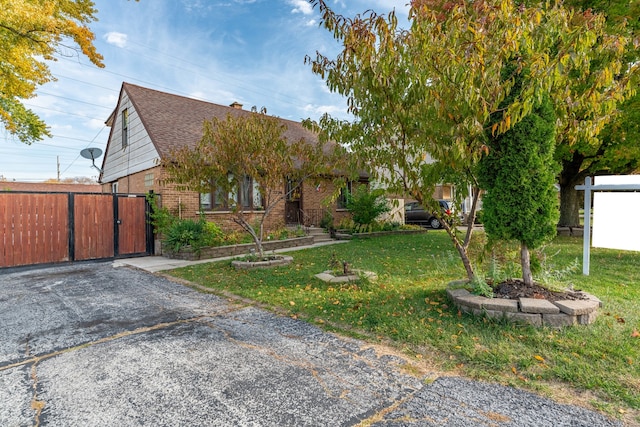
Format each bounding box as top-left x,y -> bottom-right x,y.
181,0 -> 216,13
104,32 -> 128,48
288,0 -> 313,15
305,19 -> 317,27
49,123 -> 74,132
303,103 -> 345,117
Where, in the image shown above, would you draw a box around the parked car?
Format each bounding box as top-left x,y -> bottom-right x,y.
404,200 -> 452,229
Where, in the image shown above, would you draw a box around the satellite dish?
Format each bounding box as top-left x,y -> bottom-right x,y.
80,147 -> 103,173
80,147 -> 102,160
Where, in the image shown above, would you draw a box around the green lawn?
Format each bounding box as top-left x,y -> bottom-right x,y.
166,231 -> 640,420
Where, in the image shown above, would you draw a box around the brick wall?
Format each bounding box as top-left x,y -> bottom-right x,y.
101,166 -> 162,195
102,167 -> 349,234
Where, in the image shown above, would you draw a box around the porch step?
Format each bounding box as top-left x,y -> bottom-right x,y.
306,226 -> 333,243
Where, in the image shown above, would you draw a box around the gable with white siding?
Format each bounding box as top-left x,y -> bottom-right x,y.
101,89 -> 160,183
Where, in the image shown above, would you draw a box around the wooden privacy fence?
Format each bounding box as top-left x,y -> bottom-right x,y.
0,192 -> 152,269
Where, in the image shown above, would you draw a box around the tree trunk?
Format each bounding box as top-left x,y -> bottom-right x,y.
558,179 -> 581,227
463,188 -> 482,248
557,150 -> 585,227
233,215 -> 264,258
450,239 -> 475,281
442,217 -> 476,281
521,243 -> 533,286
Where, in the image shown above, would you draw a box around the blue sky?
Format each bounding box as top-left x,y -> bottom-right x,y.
0,0 -> 409,182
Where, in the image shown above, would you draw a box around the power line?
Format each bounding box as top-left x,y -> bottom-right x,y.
37,91 -> 113,110
52,74 -> 120,93
60,127 -> 106,176
52,41 -> 313,112
24,103 -> 107,122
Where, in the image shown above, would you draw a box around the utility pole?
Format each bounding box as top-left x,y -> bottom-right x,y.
57,156 -> 60,182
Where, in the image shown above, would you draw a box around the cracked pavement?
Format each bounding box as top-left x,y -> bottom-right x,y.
0,261 -> 623,426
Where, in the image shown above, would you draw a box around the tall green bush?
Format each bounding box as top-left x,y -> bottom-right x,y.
478,65 -> 559,285
345,186 -> 390,225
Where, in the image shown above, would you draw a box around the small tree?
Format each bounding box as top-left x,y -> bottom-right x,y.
345,186 -> 390,226
162,110 -> 343,258
479,66 -> 559,286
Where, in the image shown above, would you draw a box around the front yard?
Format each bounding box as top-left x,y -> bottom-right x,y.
166,232 -> 640,422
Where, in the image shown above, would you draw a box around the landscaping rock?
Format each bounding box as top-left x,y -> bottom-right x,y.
483,299 -> 519,313
554,299 -> 600,316
456,295 -> 488,310
519,298 -> 561,314
505,312 -> 543,326
446,288 -> 471,300
543,313 -> 577,328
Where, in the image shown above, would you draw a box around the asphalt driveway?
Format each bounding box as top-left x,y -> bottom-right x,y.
0,261 -> 623,426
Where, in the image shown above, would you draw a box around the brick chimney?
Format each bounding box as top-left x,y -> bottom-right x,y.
230,101 -> 243,110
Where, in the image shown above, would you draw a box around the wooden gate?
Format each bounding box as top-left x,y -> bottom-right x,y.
0,192 -> 152,269
73,194 -> 115,261
116,196 -> 148,256
0,193 -> 70,267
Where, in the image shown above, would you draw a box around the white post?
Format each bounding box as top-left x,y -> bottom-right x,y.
582,177 -> 592,275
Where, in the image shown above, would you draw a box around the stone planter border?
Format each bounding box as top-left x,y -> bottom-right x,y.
314,269 -> 378,283
446,281 -> 602,327
231,255 -> 293,270
165,236 -> 314,261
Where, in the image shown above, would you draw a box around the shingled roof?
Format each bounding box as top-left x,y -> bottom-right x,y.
116,83 -> 321,159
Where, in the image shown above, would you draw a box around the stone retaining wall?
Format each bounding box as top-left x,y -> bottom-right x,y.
231,255 -> 293,270
447,286 -> 602,327
334,229 -> 427,240
165,236 -> 314,261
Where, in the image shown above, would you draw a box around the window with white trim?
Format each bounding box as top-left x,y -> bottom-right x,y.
200,175 -> 263,211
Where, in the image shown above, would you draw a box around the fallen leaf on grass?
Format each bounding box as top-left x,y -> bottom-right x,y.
534,355 -> 545,363
632,329 -> 640,338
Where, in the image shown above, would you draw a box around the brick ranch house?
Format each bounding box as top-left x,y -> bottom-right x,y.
99,83 -> 365,232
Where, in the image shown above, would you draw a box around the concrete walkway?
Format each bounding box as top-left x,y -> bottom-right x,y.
0,249 -> 625,426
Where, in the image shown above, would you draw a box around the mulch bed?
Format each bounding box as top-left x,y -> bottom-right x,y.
491,279 -> 588,302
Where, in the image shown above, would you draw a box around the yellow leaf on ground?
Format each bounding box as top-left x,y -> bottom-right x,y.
534,355 -> 545,362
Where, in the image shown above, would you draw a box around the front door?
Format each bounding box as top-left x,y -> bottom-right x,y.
285,180 -> 302,224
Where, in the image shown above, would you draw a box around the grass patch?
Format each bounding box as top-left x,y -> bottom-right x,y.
166,232 -> 640,418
